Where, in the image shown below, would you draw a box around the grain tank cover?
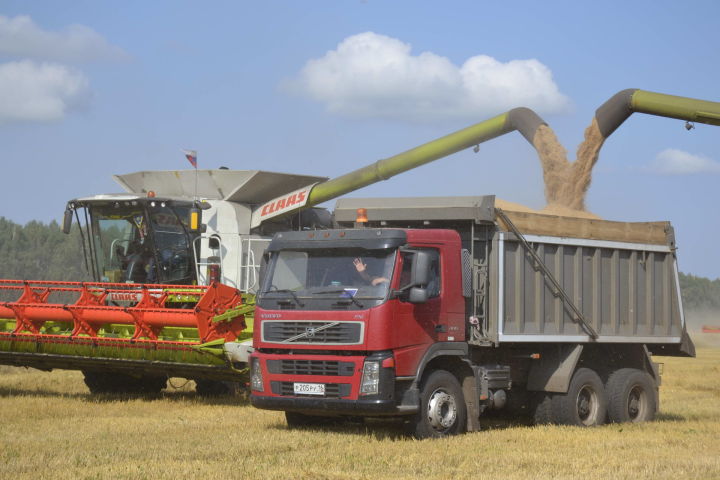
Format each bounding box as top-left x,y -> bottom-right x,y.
114,170 -> 328,204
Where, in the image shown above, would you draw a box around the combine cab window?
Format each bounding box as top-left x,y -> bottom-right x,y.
88,203 -> 195,284
93,210 -> 148,283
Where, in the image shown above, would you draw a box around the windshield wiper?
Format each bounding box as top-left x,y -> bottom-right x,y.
313,289 -> 364,308
261,286 -> 304,307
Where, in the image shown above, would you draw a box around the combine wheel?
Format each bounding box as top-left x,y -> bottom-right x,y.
408,370 -> 467,438
82,371 -> 166,395
551,368 -> 607,426
606,368 -> 657,423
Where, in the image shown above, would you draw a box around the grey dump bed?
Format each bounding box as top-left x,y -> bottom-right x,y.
334,196 -> 688,348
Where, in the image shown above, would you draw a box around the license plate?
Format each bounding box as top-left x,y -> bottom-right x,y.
293,382 -> 325,395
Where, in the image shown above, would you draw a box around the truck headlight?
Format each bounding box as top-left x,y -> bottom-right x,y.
250,357 -> 264,392
360,360 -> 380,396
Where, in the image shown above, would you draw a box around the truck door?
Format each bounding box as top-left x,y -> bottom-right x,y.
397,248 -> 444,342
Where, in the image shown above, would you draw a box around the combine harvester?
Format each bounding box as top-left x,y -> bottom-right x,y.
0,89 -> 718,397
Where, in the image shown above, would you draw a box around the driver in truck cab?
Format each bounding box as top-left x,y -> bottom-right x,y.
353,257 -> 390,286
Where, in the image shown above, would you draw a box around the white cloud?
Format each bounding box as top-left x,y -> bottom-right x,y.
650,148 -> 720,175
0,15 -> 127,62
0,60 -> 91,124
287,32 -> 570,121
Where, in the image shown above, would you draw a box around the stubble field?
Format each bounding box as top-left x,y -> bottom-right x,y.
1,333 -> 719,480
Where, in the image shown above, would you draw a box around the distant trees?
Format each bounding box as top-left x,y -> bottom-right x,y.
0,217 -> 89,282
0,217 -> 719,309
678,272 -> 720,310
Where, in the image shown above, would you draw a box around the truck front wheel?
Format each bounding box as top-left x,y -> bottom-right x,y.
606,368 -> 657,423
409,370 -> 467,438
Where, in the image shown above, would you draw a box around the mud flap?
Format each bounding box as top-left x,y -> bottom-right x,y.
527,344 -> 583,393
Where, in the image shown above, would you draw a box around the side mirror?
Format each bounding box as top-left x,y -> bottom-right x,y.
62,209 -> 73,234
408,287 -> 429,304
208,236 -> 220,249
410,250 -> 431,286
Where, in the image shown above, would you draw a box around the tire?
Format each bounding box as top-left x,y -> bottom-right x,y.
550,368 -> 607,426
408,370 -> 467,438
606,368 -> 657,423
83,371 -> 166,395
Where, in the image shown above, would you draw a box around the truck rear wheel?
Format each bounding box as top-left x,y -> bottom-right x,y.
606,368 -> 657,423
82,371 -> 166,395
409,370 -> 466,438
551,368 -> 607,426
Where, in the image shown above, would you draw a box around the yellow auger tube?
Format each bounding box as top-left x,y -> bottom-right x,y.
306,108 -> 546,206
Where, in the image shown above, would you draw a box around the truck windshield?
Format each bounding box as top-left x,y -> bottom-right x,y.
262,248 -> 396,301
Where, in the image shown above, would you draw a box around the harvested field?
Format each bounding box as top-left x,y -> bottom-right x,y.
1,345 -> 719,479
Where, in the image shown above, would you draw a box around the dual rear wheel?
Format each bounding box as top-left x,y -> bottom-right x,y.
534,367 -> 657,426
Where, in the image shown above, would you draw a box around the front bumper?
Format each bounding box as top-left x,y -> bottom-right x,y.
250,394 -> 400,416
250,350 -> 404,416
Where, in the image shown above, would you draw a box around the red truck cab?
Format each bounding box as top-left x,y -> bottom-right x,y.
250,228 -> 466,418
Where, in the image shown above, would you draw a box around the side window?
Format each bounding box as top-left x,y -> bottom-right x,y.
400,248 -> 441,298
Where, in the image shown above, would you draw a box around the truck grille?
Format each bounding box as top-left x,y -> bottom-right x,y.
262,321 -> 363,345
271,381 -> 351,398
266,359 -> 355,376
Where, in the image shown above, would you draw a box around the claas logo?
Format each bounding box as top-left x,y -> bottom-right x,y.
260,190 -> 308,217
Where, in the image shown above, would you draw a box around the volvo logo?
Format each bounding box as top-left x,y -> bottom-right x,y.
305,327 -> 316,338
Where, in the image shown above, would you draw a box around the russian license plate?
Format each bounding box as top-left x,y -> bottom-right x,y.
293,382 -> 325,395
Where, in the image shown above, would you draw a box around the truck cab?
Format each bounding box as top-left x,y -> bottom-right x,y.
250,228 -> 466,417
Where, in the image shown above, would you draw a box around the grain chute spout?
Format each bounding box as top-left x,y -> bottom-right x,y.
251,108 -> 548,227
595,89 -> 720,138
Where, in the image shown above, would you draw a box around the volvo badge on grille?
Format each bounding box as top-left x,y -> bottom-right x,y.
282,322 -> 340,343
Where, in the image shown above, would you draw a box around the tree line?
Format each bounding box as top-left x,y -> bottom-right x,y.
0,217 -> 719,310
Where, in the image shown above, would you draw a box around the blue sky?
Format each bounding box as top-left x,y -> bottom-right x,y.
1,1 -> 719,278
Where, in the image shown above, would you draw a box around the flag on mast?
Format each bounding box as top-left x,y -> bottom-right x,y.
183,149 -> 198,168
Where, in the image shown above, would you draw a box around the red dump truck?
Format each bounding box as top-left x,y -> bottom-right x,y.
249,196 -> 695,437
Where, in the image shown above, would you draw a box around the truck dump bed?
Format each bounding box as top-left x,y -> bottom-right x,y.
334,196 -> 691,354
